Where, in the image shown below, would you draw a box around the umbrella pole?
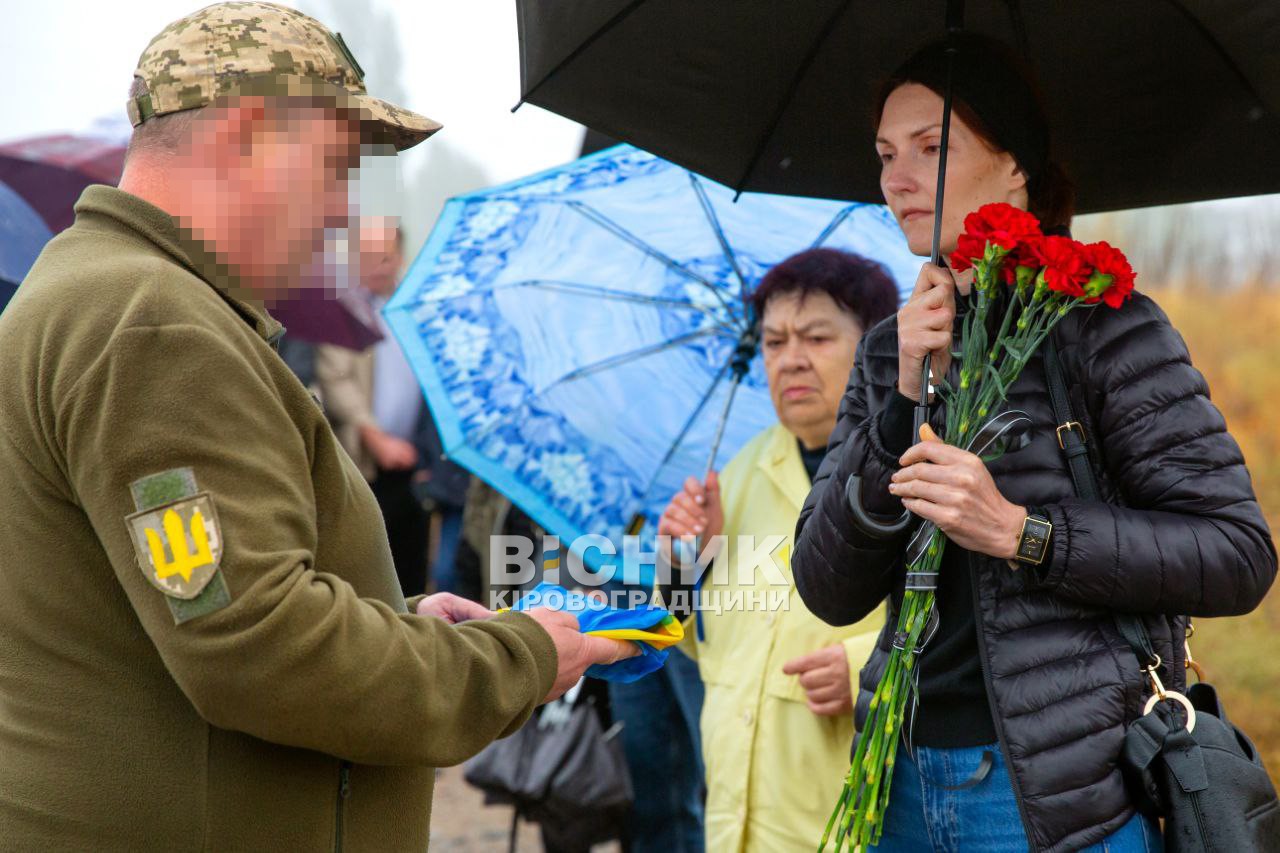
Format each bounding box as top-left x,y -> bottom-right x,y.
918,0 -> 965,431
929,0 -> 965,269
703,371 -> 741,480
702,323 -> 759,478
846,1 -> 964,539
670,332 -> 753,569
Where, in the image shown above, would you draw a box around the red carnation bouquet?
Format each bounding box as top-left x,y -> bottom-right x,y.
821,204 -> 1135,851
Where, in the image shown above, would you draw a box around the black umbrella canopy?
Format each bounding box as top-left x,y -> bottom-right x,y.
516,0 -> 1280,213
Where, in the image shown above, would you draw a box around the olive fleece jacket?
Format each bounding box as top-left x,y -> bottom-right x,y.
0,186 -> 556,851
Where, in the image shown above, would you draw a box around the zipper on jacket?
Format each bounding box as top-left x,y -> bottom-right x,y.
968,553 -> 1039,849
334,761 -> 351,853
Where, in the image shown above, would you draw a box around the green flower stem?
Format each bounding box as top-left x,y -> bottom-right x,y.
819,241 -> 1103,851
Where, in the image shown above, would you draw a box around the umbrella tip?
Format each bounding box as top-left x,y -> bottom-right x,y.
511,99 -> 525,114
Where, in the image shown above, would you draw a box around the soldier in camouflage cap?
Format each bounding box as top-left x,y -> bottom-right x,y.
0,3 -> 633,849
128,0 -> 440,150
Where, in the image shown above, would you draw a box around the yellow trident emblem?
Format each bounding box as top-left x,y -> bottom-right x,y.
128,493 -> 222,599
145,507 -> 215,583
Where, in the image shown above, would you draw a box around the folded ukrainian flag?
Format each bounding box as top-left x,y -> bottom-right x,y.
511,582 -> 684,683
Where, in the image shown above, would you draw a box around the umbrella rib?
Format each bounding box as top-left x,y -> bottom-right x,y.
515,0 -> 649,109
1162,0 -> 1271,109
461,327 -> 733,448
633,355 -> 736,511
528,280 -> 728,320
483,193 -> 734,295
687,173 -> 749,299
561,201 -> 743,320
538,326 -> 731,392
528,281 -> 742,332
416,277 -> 730,323
731,0 -> 855,195
809,204 -> 861,248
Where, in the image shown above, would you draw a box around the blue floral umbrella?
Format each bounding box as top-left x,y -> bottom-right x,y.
385,144 -> 917,585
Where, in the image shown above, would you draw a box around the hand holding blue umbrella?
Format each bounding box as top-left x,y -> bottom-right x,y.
385,145 -> 917,587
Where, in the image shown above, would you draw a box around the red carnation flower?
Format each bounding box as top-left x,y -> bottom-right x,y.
1001,239 -> 1044,286
1023,235 -> 1090,297
1081,240 -> 1136,308
949,203 -> 1042,271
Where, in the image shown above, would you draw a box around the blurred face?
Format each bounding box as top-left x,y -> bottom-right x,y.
761,290 -> 863,449
876,83 -> 1028,257
179,100 -> 364,298
358,223 -> 403,298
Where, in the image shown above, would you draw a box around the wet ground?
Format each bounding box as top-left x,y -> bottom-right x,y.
427,765 -> 622,853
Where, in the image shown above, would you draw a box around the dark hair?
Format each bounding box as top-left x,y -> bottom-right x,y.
749,248 -> 899,332
875,34 -> 1075,233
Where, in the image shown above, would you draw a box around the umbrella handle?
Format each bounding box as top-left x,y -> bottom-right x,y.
843,350 -> 927,540
844,474 -> 912,538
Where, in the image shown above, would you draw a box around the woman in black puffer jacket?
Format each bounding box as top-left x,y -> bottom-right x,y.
792,36 -> 1276,853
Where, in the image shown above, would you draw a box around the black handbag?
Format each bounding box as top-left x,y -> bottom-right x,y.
463,680 -> 633,851
1043,336 -> 1280,852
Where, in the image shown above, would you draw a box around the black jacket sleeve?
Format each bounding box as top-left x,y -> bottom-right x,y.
1040,295 -> 1276,617
793,330 -> 912,626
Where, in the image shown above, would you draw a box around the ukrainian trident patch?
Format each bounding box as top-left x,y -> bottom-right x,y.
125,468 -> 232,623
127,495 -> 222,599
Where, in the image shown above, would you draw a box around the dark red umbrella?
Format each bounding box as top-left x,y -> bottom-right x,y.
0,129 -> 380,351
0,133 -> 127,234
267,286 -> 384,352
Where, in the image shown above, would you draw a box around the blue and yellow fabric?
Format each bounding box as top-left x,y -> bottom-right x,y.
511,582 -> 683,682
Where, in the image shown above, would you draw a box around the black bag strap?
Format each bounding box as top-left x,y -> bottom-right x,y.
1043,336 -> 1160,670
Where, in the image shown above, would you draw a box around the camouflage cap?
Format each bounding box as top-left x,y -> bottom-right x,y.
127,1 -> 440,150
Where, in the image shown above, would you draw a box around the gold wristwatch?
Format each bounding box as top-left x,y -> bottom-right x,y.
1011,509 -> 1052,567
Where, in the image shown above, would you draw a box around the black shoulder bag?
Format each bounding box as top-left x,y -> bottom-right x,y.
1044,336 -> 1280,852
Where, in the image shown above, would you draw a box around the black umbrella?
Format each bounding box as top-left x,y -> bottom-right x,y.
517,0 -> 1280,535
514,0 -> 1280,215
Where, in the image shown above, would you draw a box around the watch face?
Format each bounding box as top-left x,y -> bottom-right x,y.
1018,517 -> 1051,563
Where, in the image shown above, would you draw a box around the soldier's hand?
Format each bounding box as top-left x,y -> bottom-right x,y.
415,593 -> 493,624
526,607 -> 639,703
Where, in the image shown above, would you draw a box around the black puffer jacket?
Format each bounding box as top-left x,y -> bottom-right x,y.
793,291 -> 1276,852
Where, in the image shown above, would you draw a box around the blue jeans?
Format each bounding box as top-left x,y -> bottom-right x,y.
874,741 -> 1162,852
608,647 -> 706,853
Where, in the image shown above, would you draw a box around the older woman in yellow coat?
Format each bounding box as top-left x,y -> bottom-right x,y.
659,248 -> 899,852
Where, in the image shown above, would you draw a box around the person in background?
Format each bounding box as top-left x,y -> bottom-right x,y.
275,334 -> 317,389
418,417 -> 470,595
657,248 -> 898,852
316,219 -> 434,596
607,617 -> 706,853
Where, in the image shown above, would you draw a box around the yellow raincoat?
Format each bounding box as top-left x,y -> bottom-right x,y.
684,423 -> 885,852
